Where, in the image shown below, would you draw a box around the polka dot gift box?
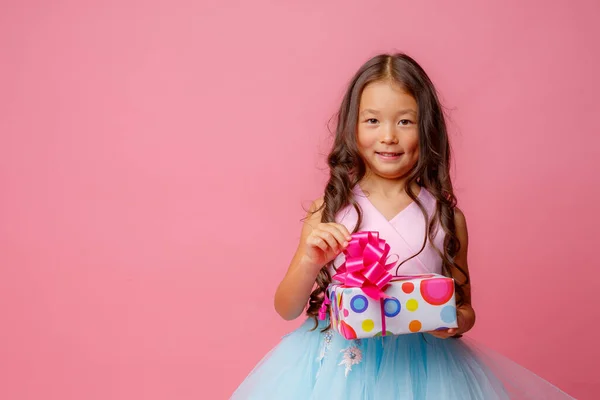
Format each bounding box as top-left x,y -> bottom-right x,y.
318,231 -> 457,340
326,274 -> 458,340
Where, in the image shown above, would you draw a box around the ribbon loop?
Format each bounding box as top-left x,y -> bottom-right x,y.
332,231 -> 397,301
318,295 -> 331,321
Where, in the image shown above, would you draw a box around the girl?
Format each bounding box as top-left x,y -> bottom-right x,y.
231,53 -> 574,399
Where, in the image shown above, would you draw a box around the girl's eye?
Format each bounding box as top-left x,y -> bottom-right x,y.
366,118 -> 379,124
399,119 -> 413,126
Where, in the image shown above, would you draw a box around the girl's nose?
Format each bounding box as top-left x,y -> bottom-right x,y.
380,125 -> 399,144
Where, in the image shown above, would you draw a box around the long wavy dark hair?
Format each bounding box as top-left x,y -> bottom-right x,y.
306,53 -> 470,330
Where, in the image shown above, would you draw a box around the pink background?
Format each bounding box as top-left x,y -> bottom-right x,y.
1,1 -> 598,399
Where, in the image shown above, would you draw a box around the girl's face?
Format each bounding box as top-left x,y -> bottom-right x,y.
356,80 -> 419,181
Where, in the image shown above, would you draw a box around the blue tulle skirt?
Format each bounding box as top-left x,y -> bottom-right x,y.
231,318 -> 574,400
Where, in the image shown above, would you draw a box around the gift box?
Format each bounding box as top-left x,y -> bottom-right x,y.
319,231 -> 458,340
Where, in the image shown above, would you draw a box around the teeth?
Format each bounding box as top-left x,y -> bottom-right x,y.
379,152 -> 399,156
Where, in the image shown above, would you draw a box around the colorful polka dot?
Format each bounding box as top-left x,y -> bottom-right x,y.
402,282 -> 415,294
343,308 -> 349,317
441,305 -> 457,323
339,320 -> 357,339
383,298 -> 401,317
406,299 -> 419,312
331,292 -> 340,321
350,295 -> 369,313
420,278 -> 454,306
362,319 -> 375,332
409,320 -> 422,332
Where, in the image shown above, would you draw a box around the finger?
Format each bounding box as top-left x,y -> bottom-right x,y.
313,229 -> 339,252
327,224 -> 351,247
332,223 -> 353,241
308,235 -> 329,252
319,225 -> 349,249
428,330 -> 452,339
427,332 -> 446,339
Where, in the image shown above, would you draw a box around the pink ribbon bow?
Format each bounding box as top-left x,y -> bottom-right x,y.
318,231 -> 397,321
333,231 -> 397,300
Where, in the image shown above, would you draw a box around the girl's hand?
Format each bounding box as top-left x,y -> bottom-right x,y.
303,223 -> 352,269
427,305 -> 473,339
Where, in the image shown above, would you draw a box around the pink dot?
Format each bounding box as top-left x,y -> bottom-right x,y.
420,278 -> 454,306
343,309 -> 349,317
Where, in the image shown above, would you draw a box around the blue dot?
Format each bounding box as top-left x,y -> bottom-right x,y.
383,298 -> 401,317
441,305 -> 457,323
343,289 -> 353,295
350,295 -> 368,313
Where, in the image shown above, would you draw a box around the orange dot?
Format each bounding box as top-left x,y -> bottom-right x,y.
409,320 -> 422,333
402,282 -> 414,294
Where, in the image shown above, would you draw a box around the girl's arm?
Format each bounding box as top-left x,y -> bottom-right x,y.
429,207 -> 476,338
273,198 -> 351,321
453,208 -> 476,334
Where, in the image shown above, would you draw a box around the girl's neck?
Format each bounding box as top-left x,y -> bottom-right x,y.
358,175 -> 420,198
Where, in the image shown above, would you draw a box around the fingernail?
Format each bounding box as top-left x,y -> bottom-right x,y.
343,241 -> 348,247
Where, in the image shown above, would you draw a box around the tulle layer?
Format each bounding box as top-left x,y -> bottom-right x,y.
231,319 -> 574,400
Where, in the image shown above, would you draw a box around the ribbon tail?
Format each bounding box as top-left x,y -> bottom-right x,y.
380,298 -> 387,337
318,293 -> 332,320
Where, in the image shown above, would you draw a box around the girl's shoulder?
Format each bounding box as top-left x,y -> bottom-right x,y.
307,197 -> 325,220
299,197 -> 325,233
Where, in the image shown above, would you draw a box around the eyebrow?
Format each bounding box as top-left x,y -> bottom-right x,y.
360,108 -> 417,116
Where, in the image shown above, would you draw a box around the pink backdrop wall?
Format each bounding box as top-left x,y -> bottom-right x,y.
1,1 -> 598,399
